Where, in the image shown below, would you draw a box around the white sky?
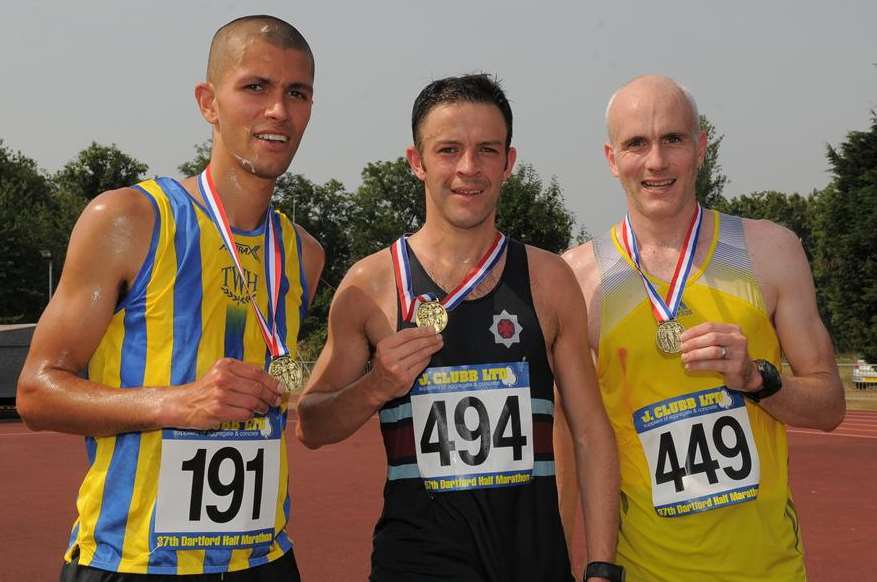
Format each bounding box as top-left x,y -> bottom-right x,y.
2,1 -> 875,235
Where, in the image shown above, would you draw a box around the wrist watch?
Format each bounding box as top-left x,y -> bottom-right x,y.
746,359 -> 783,403
584,561 -> 625,582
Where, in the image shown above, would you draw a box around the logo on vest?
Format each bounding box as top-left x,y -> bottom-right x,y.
219,243 -> 262,261
490,309 -> 522,348
221,265 -> 259,304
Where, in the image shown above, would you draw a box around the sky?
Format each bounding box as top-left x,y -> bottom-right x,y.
1,1 -> 875,236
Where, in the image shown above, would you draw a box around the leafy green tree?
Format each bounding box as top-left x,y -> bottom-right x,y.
273,174 -> 353,360
178,140 -> 212,177
813,113 -> 877,360
348,158 -> 425,260
0,141 -> 59,322
54,142 -> 148,201
498,163 -> 580,253
720,190 -> 815,258
696,115 -> 728,208
346,158 -> 582,258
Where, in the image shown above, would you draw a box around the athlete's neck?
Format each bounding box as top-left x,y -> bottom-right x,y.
200,155 -> 276,230
624,200 -> 703,251
409,220 -> 501,275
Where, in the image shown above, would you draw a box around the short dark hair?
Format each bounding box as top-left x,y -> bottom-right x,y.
207,15 -> 314,82
411,74 -> 513,150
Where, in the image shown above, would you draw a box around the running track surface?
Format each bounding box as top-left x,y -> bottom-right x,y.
0,411 -> 874,581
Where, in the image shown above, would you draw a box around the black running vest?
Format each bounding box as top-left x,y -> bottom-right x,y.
371,240 -> 572,582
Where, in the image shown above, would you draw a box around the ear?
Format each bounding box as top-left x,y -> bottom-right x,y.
696,129 -> 707,167
604,142 -> 620,177
195,82 -> 219,125
503,146 -> 518,179
406,145 -> 427,181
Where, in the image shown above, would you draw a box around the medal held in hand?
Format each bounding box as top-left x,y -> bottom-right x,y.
415,300 -> 449,333
199,166 -> 303,395
269,355 -> 304,394
655,320 -> 684,355
391,232 -> 508,334
619,205 -> 704,357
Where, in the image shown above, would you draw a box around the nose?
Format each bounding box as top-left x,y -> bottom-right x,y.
457,149 -> 480,176
264,91 -> 290,122
645,144 -> 669,173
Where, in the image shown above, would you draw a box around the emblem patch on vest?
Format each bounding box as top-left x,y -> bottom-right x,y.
491,309 -> 522,348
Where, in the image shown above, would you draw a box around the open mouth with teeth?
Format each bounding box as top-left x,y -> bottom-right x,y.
255,133 -> 289,143
451,186 -> 486,197
642,178 -> 676,188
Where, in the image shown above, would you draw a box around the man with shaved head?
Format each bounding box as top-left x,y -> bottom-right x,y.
556,75 -> 844,580
17,15 -> 323,581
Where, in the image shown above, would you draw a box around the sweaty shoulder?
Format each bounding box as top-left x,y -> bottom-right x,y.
562,241 -> 599,300
526,245 -> 586,331
70,187 -> 156,285
331,247 -> 398,333
741,216 -> 808,314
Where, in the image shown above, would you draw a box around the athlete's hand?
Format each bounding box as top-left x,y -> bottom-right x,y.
680,322 -> 758,391
370,326 -> 443,403
171,358 -> 283,429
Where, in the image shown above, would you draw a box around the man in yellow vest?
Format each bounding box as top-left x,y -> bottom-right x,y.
17,15 -> 323,581
558,75 -> 844,581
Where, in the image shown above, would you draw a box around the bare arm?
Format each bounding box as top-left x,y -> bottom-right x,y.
681,220 -> 845,430
555,242 -> 605,568
296,253 -> 443,448
532,248 -> 619,569
16,189 -> 282,436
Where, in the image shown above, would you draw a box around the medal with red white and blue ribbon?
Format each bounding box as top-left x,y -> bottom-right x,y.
198,166 -> 302,391
390,232 -> 507,333
619,204 -> 703,354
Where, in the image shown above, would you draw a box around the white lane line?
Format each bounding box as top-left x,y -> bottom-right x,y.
788,429 -> 877,440
0,431 -> 72,438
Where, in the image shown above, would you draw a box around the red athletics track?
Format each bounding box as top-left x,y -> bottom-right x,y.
0,411 -> 874,582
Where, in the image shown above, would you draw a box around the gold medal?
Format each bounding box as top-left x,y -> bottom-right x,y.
415,300 -> 448,333
656,320 -> 684,355
269,355 -> 304,394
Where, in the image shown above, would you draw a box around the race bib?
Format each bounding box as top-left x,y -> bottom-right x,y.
410,362 -> 534,492
634,387 -> 760,518
153,413 -> 282,550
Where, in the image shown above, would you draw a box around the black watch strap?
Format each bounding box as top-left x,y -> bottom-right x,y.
746,359 -> 783,403
584,561 -> 625,582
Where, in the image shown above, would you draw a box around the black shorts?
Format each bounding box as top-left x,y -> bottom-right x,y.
59,549 -> 300,582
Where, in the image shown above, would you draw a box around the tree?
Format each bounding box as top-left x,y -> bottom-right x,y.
0,141 -> 59,322
347,158 -> 425,260
178,140 -> 212,177
497,163 -> 580,253
720,190 -> 815,259
813,113 -> 877,360
695,115 -> 728,208
272,174 -> 353,360
54,142 -> 148,201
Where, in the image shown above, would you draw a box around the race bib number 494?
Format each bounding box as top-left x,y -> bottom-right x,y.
634,387 -> 760,518
153,415 -> 281,550
410,362 -> 534,492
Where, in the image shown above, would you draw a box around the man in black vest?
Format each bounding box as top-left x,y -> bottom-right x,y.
297,74 -> 622,582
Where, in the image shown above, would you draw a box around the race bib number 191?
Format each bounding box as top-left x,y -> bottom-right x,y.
153,415 -> 281,550
411,362 -> 534,492
634,387 -> 760,518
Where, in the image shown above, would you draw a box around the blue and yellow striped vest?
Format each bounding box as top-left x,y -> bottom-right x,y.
66,177 -> 306,575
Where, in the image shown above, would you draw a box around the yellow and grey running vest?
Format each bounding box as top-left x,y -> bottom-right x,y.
594,210 -> 805,581
66,177 -> 306,575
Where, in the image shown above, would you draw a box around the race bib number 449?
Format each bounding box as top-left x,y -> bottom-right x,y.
411,362 -> 534,492
634,387 -> 760,518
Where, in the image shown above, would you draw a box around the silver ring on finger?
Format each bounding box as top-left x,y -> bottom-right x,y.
719,346 -> 728,360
